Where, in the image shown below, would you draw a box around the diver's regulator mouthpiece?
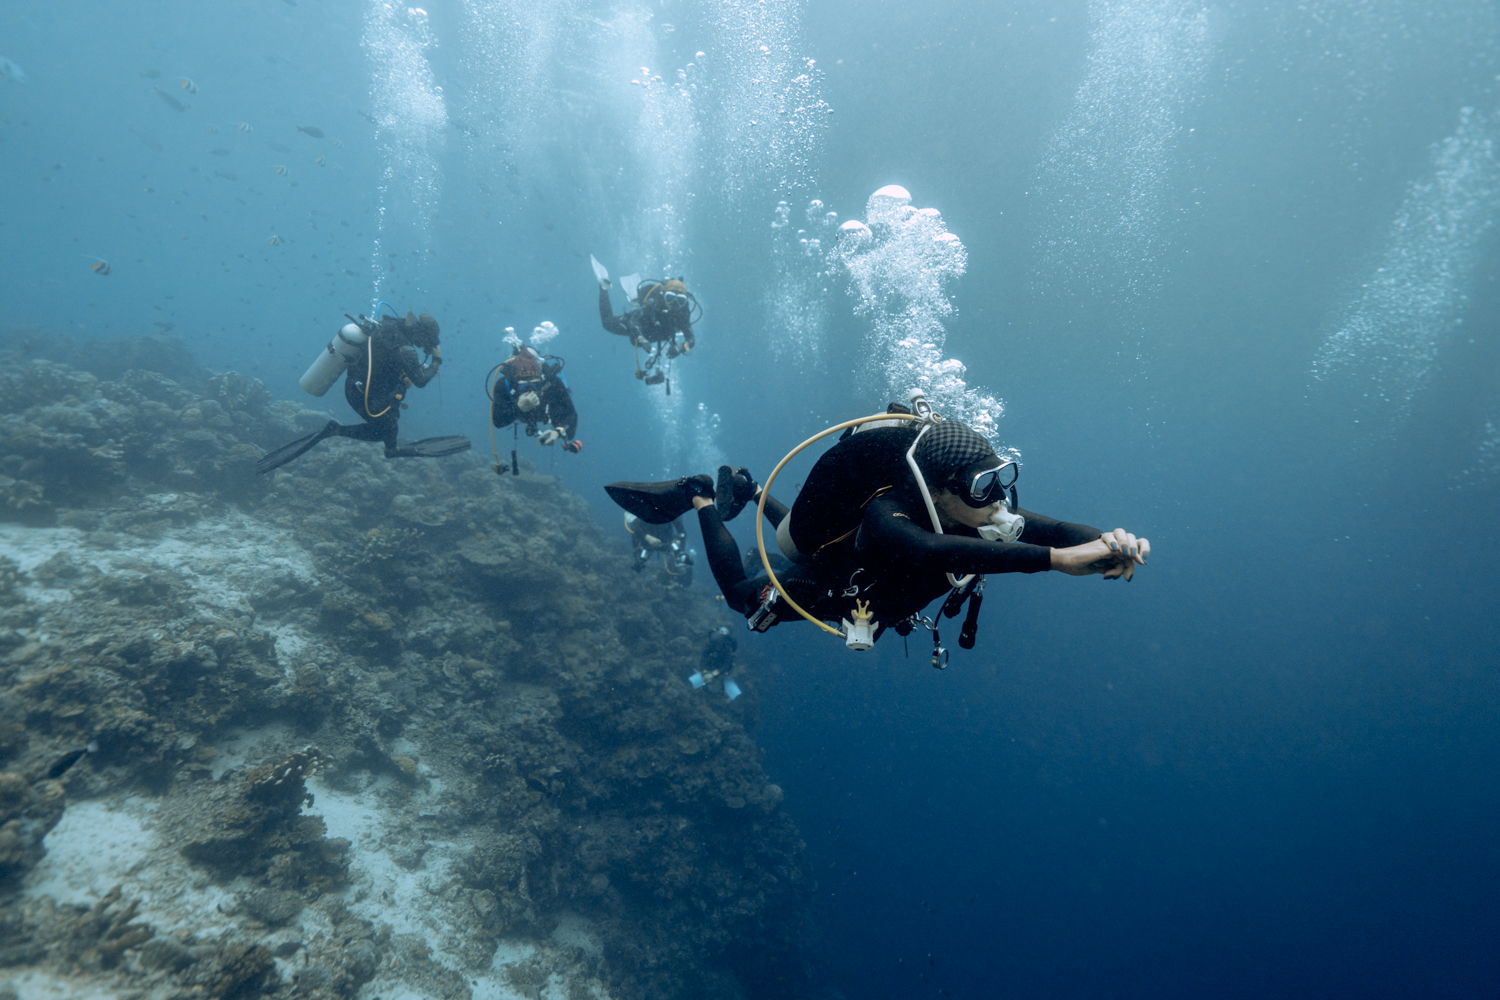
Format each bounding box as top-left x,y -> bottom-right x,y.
978,506 -> 1025,543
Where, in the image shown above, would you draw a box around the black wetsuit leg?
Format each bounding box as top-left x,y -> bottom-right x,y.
762,494 -> 790,527
337,414 -> 399,453
696,506 -> 765,615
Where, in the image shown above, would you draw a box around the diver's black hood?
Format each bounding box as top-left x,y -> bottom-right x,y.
913,420 -> 996,483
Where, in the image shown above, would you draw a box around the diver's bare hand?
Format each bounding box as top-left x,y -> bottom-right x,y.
1051,530 -> 1149,581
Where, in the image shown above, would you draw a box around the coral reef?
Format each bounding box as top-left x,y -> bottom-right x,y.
0,335 -> 816,1000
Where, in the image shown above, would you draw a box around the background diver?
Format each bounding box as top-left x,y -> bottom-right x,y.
258,308 -> 471,474
605,408 -> 1150,651
488,340 -> 581,456
592,254 -> 698,390
623,512 -> 694,587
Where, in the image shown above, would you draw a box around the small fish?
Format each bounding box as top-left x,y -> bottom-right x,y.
210,148 -> 230,156
265,140 -> 290,153
153,321 -> 175,332
269,235 -> 283,246
358,109 -> 377,125
236,122 -> 253,133
48,748 -> 88,779
0,56 -> 29,85
344,269 -> 356,276
297,125 -> 324,138
142,68 -> 161,79
330,138 -> 343,147
275,165 -> 287,175
179,77 -> 198,94
206,124 -> 219,133
153,86 -> 188,111
85,257 -> 111,275
314,155 -> 326,166
214,171 -> 238,180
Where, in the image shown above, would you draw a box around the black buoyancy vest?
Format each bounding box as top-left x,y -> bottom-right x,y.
786,425 -> 920,558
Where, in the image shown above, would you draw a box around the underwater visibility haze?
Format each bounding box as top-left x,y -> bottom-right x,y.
2,0 -> 1499,998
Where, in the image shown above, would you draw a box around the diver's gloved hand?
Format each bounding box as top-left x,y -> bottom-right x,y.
517,390 -> 540,413
538,427 -> 564,446
430,345 -> 442,366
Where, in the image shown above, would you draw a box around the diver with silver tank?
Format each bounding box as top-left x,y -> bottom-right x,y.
257,304 -> 471,474
603,391 -> 1149,662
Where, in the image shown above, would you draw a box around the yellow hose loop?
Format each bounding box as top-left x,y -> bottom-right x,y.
754,411 -> 924,638
364,334 -> 393,419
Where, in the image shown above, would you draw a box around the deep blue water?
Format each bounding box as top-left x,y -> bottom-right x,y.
4,0 -> 1499,997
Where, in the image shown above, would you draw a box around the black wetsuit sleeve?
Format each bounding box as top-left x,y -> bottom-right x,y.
399,346 -> 438,389
858,496 -> 1056,575
544,378 -> 578,438
1014,509 -> 1102,549
491,386 -> 518,428
599,287 -> 633,338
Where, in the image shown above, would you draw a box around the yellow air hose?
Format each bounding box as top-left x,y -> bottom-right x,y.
364,334 -> 394,419
754,411 -> 924,638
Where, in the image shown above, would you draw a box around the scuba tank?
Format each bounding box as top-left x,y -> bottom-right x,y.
299,322 -> 369,397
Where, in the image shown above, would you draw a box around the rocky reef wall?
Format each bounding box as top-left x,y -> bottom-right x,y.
0,332 -> 816,1000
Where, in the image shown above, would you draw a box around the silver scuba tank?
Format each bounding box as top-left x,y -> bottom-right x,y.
299,323 -> 369,396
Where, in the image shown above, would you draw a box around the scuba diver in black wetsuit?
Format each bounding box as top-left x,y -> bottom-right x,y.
592,256 -> 698,390
604,397 -> 1150,659
623,512 -> 694,587
257,309 -> 471,474
488,344 -> 581,454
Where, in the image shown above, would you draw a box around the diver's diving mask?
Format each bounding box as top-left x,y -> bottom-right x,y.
948,458 -> 1019,509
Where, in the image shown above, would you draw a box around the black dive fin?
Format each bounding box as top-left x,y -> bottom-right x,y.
605,480 -> 698,525
257,421 -> 338,475
715,465 -> 757,522
399,435 -> 472,458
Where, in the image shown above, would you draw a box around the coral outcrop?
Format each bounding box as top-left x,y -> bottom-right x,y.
0,332 -> 816,1000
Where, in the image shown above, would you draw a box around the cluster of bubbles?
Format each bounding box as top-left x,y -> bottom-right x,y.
1456,419 -> 1500,487
457,0 -> 577,148
1034,0 -> 1215,298
771,197 -> 837,256
830,186 -> 1009,448
703,0 -> 830,200
765,197 -> 838,363
502,321 -> 561,350
363,1 -> 449,300
1314,106 -> 1500,419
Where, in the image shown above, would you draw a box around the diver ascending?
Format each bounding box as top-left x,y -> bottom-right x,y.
591,254 -> 698,391
257,306 -> 471,474
604,393 -> 1150,659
